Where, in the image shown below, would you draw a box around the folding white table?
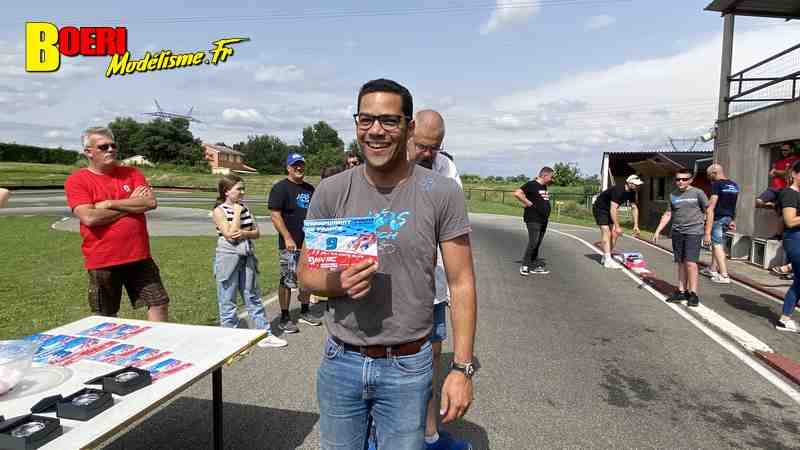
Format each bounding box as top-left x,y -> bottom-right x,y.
0,316 -> 266,450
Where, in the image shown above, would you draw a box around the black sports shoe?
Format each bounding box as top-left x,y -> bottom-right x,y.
279,317 -> 299,334
532,266 -> 550,274
298,312 -> 322,326
687,292 -> 700,307
666,291 -> 687,303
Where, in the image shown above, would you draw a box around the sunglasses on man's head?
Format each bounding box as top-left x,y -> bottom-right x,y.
92,143 -> 117,152
675,177 -> 691,182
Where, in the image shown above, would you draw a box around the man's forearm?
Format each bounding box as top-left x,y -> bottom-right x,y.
610,207 -> 620,227
271,213 -> 293,242
449,279 -> 477,364
632,206 -> 639,228
83,208 -> 127,227
105,197 -> 156,213
298,249 -> 346,297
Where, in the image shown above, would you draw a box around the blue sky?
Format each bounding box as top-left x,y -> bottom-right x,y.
2,1 -> 799,177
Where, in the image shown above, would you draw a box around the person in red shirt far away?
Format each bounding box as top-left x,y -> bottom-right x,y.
756,142 -> 798,210
64,127 -> 170,322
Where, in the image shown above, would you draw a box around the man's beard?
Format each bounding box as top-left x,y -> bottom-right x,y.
416,157 -> 433,170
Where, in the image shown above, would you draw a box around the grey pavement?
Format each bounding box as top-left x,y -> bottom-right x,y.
96,213 -> 800,449
1,190 -> 276,236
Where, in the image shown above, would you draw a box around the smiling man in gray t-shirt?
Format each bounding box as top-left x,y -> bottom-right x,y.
653,168 -> 713,307
298,78 -> 477,450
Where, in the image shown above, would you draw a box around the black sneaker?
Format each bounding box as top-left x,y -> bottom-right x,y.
687,292 -> 700,307
532,266 -> 550,274
666,291 -> 687,303
279,317 -> 299,334
298,312 -> 322,327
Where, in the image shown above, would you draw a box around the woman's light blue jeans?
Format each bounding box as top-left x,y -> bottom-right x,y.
214,256 -> 271,331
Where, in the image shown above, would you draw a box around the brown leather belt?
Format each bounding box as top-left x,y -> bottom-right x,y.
333,335 -> 428,358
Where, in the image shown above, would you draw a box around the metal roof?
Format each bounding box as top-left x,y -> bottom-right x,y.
705,0 -> 800,19
605,139 -> 715,155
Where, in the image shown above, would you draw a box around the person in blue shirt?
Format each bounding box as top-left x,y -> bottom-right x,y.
702,164 -> 739,284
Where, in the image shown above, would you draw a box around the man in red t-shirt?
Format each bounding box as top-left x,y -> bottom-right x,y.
756,142 -> 797,209
64,126 -> 169,321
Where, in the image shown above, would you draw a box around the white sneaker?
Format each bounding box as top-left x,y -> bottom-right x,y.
519,266 -> 530,276
777,318 -> 800,333
603,258 -> 622,269
711,273 -> 731,284
700,267 -> 718,278
257,334 -> 288,348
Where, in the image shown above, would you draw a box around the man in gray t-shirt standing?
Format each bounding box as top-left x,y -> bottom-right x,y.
652,167 -> 713,307
298,79 -> 477,450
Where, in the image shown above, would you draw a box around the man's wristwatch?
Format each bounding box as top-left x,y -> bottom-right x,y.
450,361 -> 476,379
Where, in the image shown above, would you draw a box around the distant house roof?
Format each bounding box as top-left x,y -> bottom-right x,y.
705,0 -> 800,19
203,143 -> 244,156
605,138 -> 714,155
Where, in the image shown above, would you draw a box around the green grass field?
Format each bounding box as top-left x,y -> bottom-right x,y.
0,215 -> 280,340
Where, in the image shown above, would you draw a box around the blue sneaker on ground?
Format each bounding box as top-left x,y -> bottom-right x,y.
426,430 -> 472,450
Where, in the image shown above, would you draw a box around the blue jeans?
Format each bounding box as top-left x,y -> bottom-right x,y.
317,336 -> 433,450
782,231 -> 800,316
213,256 -> 271,331
430,302 -> 448,343
711,216 -> 733,245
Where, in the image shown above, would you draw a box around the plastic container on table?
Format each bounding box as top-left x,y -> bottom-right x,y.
0,340 -> 37,396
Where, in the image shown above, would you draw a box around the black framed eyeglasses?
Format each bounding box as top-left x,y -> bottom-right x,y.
92,143 -> 117,152
353,113 -> 409,131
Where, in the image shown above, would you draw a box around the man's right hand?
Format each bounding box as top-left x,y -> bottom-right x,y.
339,260 -> 379,299
651,232 -> 660,244
285,238 -> 297,251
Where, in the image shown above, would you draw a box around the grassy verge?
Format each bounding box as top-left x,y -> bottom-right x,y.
0,215 -> 279,340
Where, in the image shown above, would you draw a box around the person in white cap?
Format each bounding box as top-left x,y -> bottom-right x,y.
592,175 -> 643,268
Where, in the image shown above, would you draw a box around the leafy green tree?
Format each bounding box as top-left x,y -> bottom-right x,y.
301,121 -> 344,155
552,162 -> 583,186
108,117 -> 142,160
108,117 -> 203,166
233,135 -> 289,174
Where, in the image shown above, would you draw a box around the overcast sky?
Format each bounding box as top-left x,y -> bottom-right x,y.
2,1 -> 799,176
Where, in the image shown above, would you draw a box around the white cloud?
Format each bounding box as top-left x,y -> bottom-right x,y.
254,64 -> 304,83
585,15 -> 616,31
480,0 -> 541,35
439,23 -> 800,176
221,108 -> 265,126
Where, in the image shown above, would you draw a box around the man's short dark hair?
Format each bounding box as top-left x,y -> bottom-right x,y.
675,167 -> 693,177
539,166 -> 554,176
357,79 -> 413,119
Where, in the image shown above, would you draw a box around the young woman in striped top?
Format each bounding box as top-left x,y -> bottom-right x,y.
212,175 -> 287,348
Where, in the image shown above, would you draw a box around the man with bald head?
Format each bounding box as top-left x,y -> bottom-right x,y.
704,164 -> 739,283
406,109 -> 470,450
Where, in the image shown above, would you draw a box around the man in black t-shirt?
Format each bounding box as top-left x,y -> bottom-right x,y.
593,175 -> 642,269
513,166 -> 554,276
704,164 -> 739,284
268,152 -> 320,333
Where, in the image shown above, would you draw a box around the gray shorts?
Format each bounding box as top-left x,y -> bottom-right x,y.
672,232 -> 702,263
279,249 -> 299,289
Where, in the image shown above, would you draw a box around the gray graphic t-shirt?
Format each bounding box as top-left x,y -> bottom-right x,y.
669,186 -> 709,235
306,164 -> 471,346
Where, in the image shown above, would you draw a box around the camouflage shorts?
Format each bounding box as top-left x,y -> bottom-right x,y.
279,249 -> 300,289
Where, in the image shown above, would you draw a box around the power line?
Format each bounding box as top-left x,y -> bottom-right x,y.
6,0 -> 630,27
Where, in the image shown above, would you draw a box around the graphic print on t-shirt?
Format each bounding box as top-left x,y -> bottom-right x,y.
369,208 -> 411,254
296,192 -> 311,209
539,189 -> 550,201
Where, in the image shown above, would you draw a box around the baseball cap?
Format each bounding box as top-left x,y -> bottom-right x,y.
286,153 -> 305,166
626,175 -> 644,186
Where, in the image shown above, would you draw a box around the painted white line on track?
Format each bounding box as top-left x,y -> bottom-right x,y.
550,228 -> 800,405
549,222 -> 788,308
